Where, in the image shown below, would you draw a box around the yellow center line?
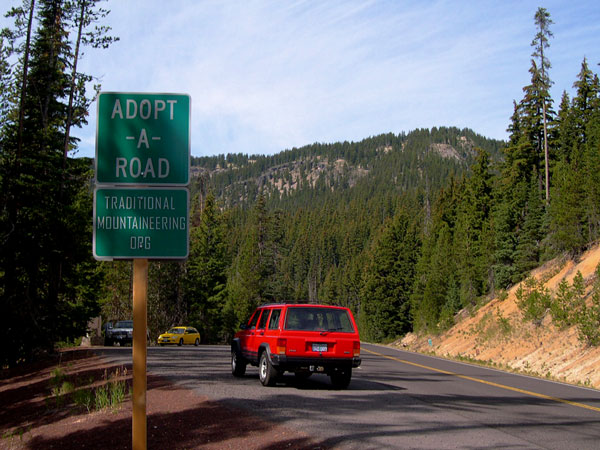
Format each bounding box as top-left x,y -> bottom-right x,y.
364,348 -> 600,413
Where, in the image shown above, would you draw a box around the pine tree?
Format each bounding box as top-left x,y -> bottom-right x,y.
548,150 -> 587,254
148,260 -> 186,339
1,0 -> 76,364
184,194 -> 229,342
410,179 -> 461,331
548,59 -> 600,254
513,177 -> 545,280
491,195 -> 518,290
360,212 -> 420,342
0,0 -> 116,366
63,0 -> 118,162
417,222 -> 454,331
493,56 -> 553,288
454,149 -> 493,306
554,91 -> 575,162
225,195 -> 277,330
583,75 -> 600,241
519,60 -> 554,194
572,58 -> 597,146
531,7 -> 553,202
99,261 -> 133,323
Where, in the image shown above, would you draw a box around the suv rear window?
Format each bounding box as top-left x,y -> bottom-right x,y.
284,307 -> 355,332
268,309 -> 281,330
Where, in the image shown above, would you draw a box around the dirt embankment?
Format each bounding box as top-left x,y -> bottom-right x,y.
396,244 -> 600,389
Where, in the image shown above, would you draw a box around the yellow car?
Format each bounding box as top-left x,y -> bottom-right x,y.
158,326 -> 201,346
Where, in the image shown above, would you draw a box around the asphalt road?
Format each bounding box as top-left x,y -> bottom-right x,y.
98,343 -> 600,449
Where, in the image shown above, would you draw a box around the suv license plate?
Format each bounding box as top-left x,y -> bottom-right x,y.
312,343 -> 327,352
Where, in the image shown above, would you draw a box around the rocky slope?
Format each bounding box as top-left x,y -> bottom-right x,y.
397,243 -> 600,389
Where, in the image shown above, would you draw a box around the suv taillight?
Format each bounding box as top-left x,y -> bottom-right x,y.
353,341 -> 360,357
276,338 -> 287,355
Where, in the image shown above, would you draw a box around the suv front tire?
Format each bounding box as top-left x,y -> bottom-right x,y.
231,350 -> 247,377
259,351 -> 278,386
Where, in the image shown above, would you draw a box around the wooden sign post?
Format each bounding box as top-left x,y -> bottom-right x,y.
132,258 -> 148,450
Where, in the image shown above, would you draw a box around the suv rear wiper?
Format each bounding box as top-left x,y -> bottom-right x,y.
320,327 -> 343,336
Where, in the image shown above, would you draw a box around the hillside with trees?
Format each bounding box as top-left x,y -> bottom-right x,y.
0,0 -> 117,367
401,243 -> 600,389
1,3 -> 600,374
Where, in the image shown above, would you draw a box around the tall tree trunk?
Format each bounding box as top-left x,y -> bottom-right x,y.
542,102 -> 549,204
16,0 -> 36,165
541,43 -> 550,205
64,0 -> 86,167
532,7 -> 553,205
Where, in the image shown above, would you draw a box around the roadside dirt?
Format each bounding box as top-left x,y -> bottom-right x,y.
0,349 -> 328,449
397,243 -> 600,389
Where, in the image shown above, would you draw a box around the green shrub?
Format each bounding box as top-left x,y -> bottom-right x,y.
49,367 -> 66,388
47,364 -> 130,414
51,381 -> 74,408
73,388 -> 94,413
109,367 -> 127,408
94,367 -> 129,411
94,384 -> 110,410
576,265 -> 600,346
550,272 -> 585,328
48,368 -> 73,408
496,308 -> 512,335
516,277 -> 551,325
497,290 -> 509,302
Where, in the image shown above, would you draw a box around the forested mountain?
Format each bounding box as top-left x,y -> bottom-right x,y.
190,128 -> 504,211
184,128 -> 504,341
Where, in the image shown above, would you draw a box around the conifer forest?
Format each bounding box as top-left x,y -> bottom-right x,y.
2,3 -> 600,367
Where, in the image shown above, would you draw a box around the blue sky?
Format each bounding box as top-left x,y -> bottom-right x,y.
4,1 -> 600,158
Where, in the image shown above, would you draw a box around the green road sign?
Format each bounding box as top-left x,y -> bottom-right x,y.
96,92 -> 190,185
93,187 -> 189,260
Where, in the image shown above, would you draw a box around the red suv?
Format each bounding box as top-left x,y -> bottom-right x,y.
231,304 -> 361,388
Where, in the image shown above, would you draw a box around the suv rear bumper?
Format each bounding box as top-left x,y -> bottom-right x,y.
270,354 -> 361,371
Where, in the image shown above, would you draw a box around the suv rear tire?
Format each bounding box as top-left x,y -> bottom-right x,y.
259,352 -> 278,386
330,368 -> 352,389
231,350 -> 247,377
